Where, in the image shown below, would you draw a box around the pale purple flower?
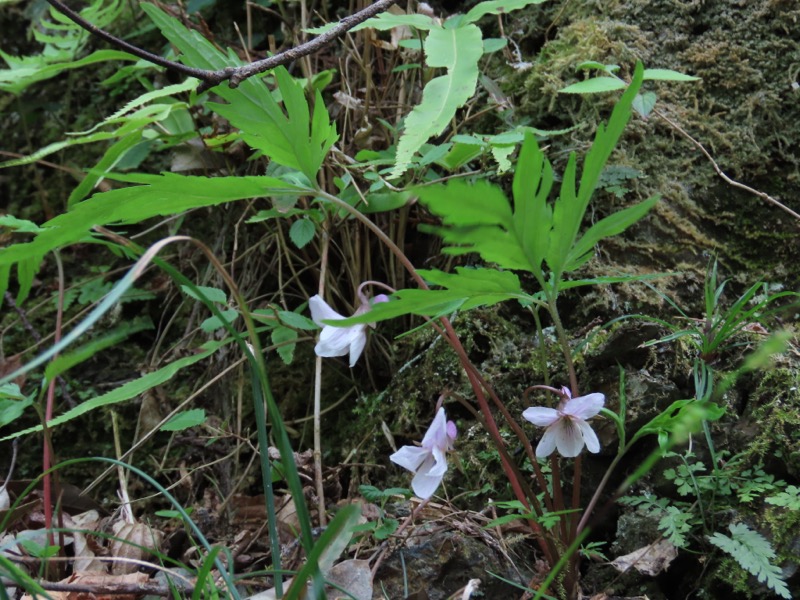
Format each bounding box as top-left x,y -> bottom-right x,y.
390,407 -> 457,499
309,294 -> 389,367
522,387 -> 604,458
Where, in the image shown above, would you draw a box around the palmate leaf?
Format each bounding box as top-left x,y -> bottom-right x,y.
418,62 -> 656,296
418,180 -> 530,270
391,23 -> 484,177
141,4 -> 337,182
545,62 -> 645,284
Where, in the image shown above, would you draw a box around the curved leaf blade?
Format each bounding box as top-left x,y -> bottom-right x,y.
391,24 -> 483,177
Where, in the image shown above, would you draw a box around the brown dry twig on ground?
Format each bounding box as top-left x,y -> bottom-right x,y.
654,108 -> 800,224
1,579 -> 190,597
44,0 -> 400,92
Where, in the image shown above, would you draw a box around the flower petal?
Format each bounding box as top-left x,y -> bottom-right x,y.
446,420 -> 457,443
564,393 -> 605,420
348,327 -> 368,367
390,445 -> 429,473
576,419 -> 600,453
427,445 -> 448,478
411,454 -> 444,499
421,407 -> 449,450
522,406 -> 560,427
315,325 -> 363,358
309,295 -> 345,326
554,419 -> 585,457
535,425 -> 559,457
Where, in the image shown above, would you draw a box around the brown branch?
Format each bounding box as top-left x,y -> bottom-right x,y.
44,0 -> 400,92
654,108 -> 800,224
0,578 -> 193,597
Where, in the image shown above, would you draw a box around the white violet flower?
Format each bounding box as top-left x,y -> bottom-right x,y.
390,407 -> 457,499
308,293 -> 388,367
522,387 -> 604,458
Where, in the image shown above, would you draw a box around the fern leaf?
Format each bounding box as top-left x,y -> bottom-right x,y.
141,4 -> 337,181
766,485 -> 800,510
391,23 -> 483,178
0,175 -> 307,275
708,523 -> 791,599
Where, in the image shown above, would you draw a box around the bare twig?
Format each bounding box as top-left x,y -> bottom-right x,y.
0,578 -> 191,597
44,0 -> 400,92
655,108 -> 800,224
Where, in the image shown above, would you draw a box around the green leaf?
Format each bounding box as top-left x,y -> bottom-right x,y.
359,191 -> 412,213
278,310 -> 317,331
391,24 -> 484,177
44,317 -> 153,383
708,524 -> 790,599
0,216 -> 45,234
285,504 -> 361,599
373,518 -> 400,540
512,132 -> 554,279
182,285 -> 228,304
141,4 -> 337,181
419,267 -> 522,295
66,132 -> 144,208
271,326 -> 298,365
0,49 -> 135,95
0,394 -> 33,428
0,174 -> 306,273
436,142 -> 483,170
560,77 -> 627,94
630,399 -> 725,447
289,218 -> 316,249
0,340 -> 224,442
338,267 -> 529,326
464,0 -> 547,23
482,38 -> 508,53
0,383 -> 25,401
642,68 -> 700,82
546,63 -> 644,282
564,195 -> 659,272
0,129 -> 130,169
343,12 -> 439,32
161,408 -> 206,431
417,179 -> 532,269
766,485 -> 800,510
200,308 -> 239,332
633,91 -> 657,118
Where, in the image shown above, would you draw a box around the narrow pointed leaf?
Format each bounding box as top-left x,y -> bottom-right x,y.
560,77 -> 627,94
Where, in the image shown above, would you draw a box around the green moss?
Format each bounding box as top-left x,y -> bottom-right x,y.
746,367 -> 800,478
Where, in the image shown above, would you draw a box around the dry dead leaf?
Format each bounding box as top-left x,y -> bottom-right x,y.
325,559 -> 372,600
610,539 -> 678,576
109,521 -> 162,575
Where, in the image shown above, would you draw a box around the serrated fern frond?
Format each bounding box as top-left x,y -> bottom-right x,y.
708,523 -> 791,599
766,485 -> 800,511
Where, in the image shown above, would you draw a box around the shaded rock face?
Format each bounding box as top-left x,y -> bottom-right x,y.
374,527 -> 532,599
366,1 -> 799,599
511,0 -> 800,292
